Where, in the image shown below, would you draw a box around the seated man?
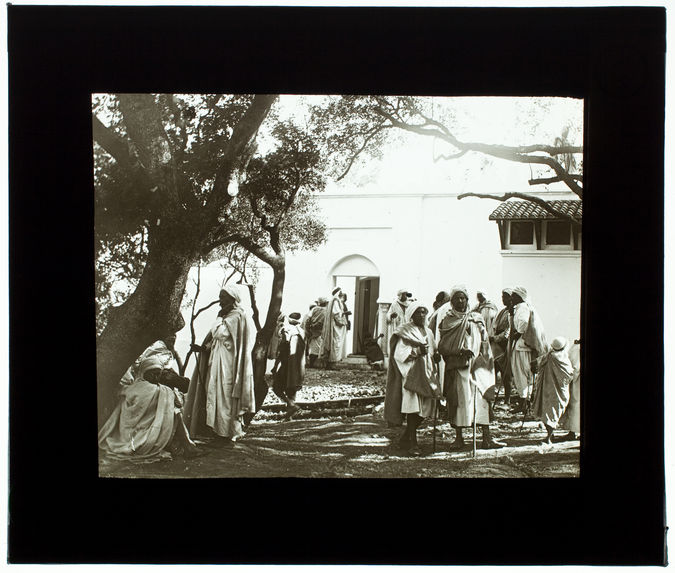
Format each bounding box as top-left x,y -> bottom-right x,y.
120,333 -> 183,386
98,355 -> 200,460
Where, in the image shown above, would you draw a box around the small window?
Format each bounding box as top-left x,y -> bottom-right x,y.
546,221 -> 571,245
509,221 -> 534,245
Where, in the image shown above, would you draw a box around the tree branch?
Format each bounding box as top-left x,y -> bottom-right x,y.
92,115 -> 135,168
528,174 -> 583,186
335,123 -> 389,181
433,149 -> 468,162
207,94 -> 278,215
230,234 -> 281,267
374,102 -> 583,198
248,195 -> 274,232
457,192 -> 581,224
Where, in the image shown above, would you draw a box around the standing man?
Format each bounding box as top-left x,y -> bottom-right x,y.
436,286 -> 505,449
183,285 -> 256,445
305,297 -> 328,367
386,289 -> 411,351
272,312 -> 306,419
388,289 -> 411,332
318,287 -> 348,369
510,286 -> 548,414
473,290 -> 499,336
490,288 -> 514,404
340,291 -> 352,332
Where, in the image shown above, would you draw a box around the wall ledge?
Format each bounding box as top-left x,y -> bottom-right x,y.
500,250 -> 581,258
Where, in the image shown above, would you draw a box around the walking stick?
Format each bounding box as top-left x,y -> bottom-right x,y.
472,385 -> 477,458
520,371 -> 535,433
432,399 -> 438,453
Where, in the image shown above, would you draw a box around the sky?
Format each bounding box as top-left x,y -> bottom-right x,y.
274,95 -> 583,197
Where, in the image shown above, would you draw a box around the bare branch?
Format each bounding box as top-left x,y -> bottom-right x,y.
335,123 -> 390,181
374,102 -> 583,198
457,191 -> 580,224
528,174 -> 583,186
433,149 -> 468,162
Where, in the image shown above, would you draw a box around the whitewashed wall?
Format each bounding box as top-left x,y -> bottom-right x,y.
501,251 -> 582,344
175,189 -> 581,375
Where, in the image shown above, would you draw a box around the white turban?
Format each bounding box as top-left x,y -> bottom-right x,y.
135,355 -> 165,382
449,285 -> 469,301
404,300 -> 428,322
512,286 -> 528,301
221,284 -> 243,305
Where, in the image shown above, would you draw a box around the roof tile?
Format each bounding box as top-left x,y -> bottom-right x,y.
488,199 -> 582,221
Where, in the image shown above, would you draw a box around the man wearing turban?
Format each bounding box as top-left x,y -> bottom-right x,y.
183,284 -> 256,445
305,297 -> 329,367
472,290 -> 499,337
434,285 -> 505,449
490,288 -> 515,404
272,312 -> 306,419
318,287 -> 348,369
98,354 -> 199,460
386,289 -> 411,349
510,286 -> 548,414
384,301 -> 441,456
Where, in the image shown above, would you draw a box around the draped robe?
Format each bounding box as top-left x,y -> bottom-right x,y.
384,323 -> 438,424
437,305 -> 493,427
531,347 -> 575,428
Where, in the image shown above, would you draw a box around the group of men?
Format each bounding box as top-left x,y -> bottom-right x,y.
383,285 -> 581,454
297,286 -> 352,370
98,282 -> 581,463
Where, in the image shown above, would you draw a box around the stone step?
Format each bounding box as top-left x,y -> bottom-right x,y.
340,354 -> 369,365
334,362 -> 374,371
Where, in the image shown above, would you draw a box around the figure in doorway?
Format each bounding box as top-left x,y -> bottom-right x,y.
318,287 -> 348,369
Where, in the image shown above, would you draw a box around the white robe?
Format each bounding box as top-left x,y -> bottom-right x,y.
393,337 -> 435,417
206,320 -> 244,439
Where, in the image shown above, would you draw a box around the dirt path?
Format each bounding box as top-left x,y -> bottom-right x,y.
99,411 -> 580,479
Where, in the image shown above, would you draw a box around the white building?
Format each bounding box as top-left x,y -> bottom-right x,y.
174,96 -> 583,371
176,187 -> 581,369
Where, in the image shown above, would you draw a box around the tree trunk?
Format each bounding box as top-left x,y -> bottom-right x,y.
244,259 -> 285,424
96,233 -> 195,428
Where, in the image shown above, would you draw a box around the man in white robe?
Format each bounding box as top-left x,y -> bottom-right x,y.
318,287 -> 348,368
510,286 -> 548,414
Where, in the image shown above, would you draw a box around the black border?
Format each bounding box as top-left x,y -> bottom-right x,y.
8,6 -> 666,565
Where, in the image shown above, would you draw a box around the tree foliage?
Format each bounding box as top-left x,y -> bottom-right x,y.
94,95 -> 328,335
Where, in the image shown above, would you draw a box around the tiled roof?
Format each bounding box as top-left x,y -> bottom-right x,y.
488,199 -> 582,221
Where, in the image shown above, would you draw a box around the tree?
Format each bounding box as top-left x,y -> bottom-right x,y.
94,93 -> 277,427
198,121 -> 327,418
311,96 -> 583,222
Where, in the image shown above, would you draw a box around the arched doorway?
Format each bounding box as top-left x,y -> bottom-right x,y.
329,254 -> 380,356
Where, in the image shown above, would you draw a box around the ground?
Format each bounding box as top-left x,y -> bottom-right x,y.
99,368 -> 580,478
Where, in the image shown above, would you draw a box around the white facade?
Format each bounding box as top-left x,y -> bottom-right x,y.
175,188 -> 581,369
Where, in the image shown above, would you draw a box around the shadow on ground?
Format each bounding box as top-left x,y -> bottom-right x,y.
99,409 -> 580,479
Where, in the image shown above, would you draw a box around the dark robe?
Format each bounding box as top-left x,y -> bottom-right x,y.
273,324 -> 306,397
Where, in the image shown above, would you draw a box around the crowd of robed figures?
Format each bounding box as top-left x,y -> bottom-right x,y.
381,286 -> 581,456
97,282 -> 581,462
